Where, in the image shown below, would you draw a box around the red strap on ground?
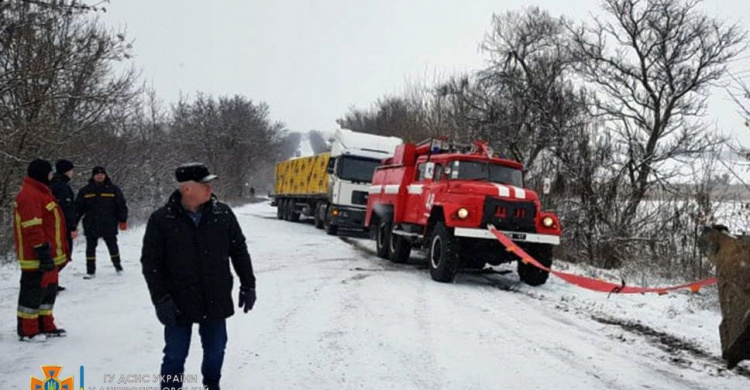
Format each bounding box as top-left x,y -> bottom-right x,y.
488,227 -> 717,294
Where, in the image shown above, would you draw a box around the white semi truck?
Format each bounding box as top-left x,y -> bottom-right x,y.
273,129 -> 402,235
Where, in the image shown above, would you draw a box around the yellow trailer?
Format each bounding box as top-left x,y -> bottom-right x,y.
274,153 -> 330,197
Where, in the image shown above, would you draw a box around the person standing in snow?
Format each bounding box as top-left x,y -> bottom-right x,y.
14,159 -> 68,341
49,159 -> 78,291
140,163 -> 256,390
74,166 -> 128,279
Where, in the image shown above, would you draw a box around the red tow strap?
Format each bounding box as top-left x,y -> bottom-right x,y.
488,226 -> 717,294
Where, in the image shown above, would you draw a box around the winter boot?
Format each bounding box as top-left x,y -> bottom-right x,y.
19,334 -> 47,343
113,259 -> 123,274
86,256 -> 96,275
83,273 -> 95,280
57,285 -> 66,292
45,328 -> 67,337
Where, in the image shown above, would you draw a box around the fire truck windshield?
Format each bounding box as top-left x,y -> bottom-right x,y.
337,156 -> 382,183
447,160 -> 523,187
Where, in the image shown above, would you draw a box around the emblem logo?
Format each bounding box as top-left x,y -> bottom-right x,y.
30,365 -> 74,390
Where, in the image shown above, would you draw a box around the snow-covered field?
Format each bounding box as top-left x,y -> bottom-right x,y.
1,201 -> 748,389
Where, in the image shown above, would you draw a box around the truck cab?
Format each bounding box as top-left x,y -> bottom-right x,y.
365,139 -> 561,284
324,130 -> 402,234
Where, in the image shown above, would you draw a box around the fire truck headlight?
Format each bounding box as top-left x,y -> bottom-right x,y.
457,208 -> 469,219
542,216 -> 554,227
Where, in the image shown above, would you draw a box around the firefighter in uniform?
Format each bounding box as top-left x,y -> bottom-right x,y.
14,159 -> 68,341
75,166 -> 128,278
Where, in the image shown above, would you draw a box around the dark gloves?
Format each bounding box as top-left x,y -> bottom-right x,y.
238,286 -> 256,313
34,243 -> 54,272
155,296 -> 180,327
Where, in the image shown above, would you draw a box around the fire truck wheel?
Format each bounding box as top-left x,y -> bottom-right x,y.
314,202 -> 325,229
429,222 -> 461,283
389,230 -> 411,263
375,219 -> 391,259
517,244 -> 553,286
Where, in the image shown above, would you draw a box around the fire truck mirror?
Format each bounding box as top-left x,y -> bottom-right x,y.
424,162 -> 435,180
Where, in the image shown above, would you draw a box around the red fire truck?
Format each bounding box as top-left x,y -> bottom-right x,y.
365,138 -> 561,284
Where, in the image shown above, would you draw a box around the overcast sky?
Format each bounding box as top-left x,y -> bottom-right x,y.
100,0 -> 750,144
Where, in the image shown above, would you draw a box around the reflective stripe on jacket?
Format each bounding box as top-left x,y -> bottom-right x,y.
75,177 -> 127,238
14,177 -> 68,270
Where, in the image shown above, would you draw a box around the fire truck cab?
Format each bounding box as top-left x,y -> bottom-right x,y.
365,138 -> 561,284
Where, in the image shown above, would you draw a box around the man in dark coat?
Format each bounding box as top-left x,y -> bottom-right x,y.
74,166 -> 128,278
141,163 -> 256,390
49,159 -> 78,291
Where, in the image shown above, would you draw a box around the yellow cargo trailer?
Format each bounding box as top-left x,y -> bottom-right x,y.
274,153 -> 330,196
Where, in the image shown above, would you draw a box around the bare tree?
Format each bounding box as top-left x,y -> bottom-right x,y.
570,0 -> 746,226
478,7 -> 585,174
728,74 -> 750,128
336,96 -> 430,142
728,74 -> 750,164
0,1 -> 138,256
170,94 -> 285,200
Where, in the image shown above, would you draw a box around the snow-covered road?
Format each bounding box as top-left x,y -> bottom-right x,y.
1,202 -> 747,389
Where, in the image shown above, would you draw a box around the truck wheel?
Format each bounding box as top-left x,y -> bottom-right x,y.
284,199 -> 293,221
314,202 -> 325,229
389,230 -> 411,263
517,244 -> 553,286
428,222 -> 460,283
324,206 -> 338,236
375,219 -> 391,259
289,199 -> 300,222
276,199 -> 283,219
281,199 -> 289,221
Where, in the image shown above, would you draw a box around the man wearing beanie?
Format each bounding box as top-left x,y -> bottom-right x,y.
50,159 -> 78,291
13,158 -> 68,341
74,166 -> 128,279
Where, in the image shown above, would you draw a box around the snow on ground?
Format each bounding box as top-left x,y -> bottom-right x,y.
0,201 -> 748,389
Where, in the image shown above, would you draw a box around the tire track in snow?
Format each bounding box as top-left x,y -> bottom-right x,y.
433,280 -> 684,389
340,247 -> 718,389
410,272 -> 724,390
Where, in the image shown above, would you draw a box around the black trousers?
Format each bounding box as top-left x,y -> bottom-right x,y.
85,235 -> 121,274
17,270 -> 58,336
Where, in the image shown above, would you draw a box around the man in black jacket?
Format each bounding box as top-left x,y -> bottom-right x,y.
141,163 -> 256,390
50,159 -> 78,291
75,166 -> 128,279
